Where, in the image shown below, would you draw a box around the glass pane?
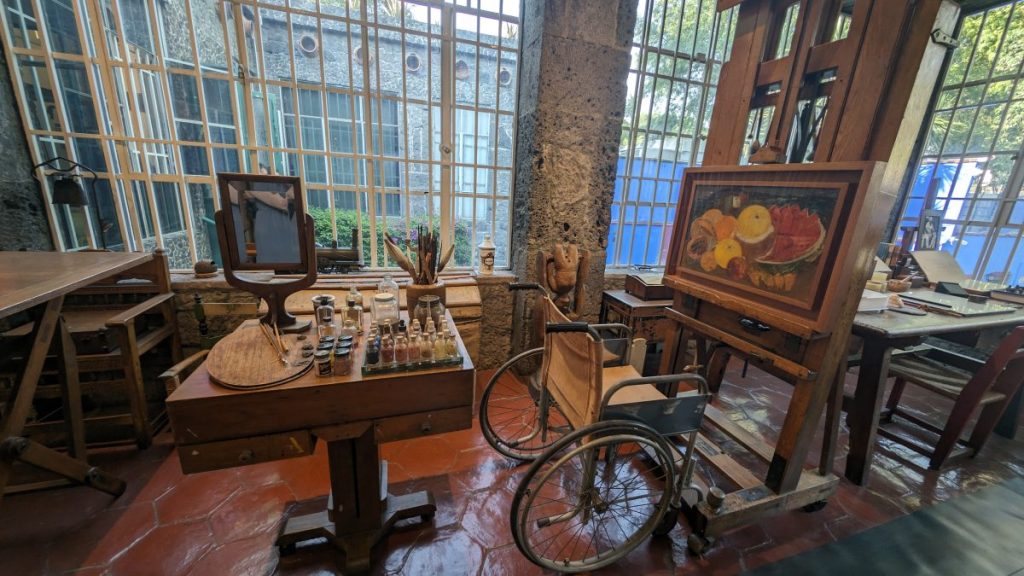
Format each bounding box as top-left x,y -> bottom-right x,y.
187,183 -> 219,265
193,1 -> 229,72
41,0 -> 82,54
55,60 -> 99,134
18,56 -> 59,131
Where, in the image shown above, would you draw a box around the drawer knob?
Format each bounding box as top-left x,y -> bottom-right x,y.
420,421 -> 432,433
739,317 -> 771,333
238,449 -> 254,463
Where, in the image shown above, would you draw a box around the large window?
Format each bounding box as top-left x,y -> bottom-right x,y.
897,1 -> 1024,283
607,0 -> 736,269
2,0 -> 520,269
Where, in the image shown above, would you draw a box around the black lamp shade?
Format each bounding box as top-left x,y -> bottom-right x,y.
52,176 -> 89,206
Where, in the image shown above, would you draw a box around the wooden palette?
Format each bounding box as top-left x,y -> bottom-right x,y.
206,320 -> 313,390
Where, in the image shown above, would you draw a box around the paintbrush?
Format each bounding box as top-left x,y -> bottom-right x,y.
273,320 -> 288,355
259,322 -> 280,354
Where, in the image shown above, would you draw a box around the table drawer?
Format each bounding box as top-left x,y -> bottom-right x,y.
376,406 -> 472,444
178,430 -> 314,474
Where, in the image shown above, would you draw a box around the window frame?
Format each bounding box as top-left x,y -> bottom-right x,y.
3,0 -> 521,270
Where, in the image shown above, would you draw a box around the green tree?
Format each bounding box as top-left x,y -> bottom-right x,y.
622,1 -> 735,151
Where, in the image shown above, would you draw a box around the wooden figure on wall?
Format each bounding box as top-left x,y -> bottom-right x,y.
536,244 -> 589,319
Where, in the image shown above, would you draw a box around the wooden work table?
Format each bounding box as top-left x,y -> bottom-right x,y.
1,251 -> 154,500
166,312 -> 475,573
845,297 -> 1024,485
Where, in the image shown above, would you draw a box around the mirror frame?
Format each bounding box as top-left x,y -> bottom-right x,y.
216,172 -> 310,273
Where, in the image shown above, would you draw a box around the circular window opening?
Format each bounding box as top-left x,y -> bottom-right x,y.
354,45 -> 374,65
405,52 -> 422,72
298,34 -> 319,57
455,59 -> 470,80
498,68 -> 512,86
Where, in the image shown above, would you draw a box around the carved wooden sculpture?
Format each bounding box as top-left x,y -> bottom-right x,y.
536,244 -> 589,319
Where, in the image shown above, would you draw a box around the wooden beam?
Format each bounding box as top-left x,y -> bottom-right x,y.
705,0 -> 774,164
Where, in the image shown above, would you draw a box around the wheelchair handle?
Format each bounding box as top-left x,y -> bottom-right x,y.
545,322 -> 590,333
509,282 -> 544,292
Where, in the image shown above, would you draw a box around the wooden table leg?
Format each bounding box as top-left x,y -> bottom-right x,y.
0,297 -> 64,501
277,425 -> 435,573
56,317 -> 87,460
0,297 -> 126,501
844,338 -> 895,486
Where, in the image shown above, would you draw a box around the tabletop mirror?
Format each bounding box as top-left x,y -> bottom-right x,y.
215,173 -> 317,332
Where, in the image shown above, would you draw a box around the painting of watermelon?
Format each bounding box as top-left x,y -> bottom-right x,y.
679,183 -> 840,304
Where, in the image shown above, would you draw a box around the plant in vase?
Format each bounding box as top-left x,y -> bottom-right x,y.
384,226 -> 454,318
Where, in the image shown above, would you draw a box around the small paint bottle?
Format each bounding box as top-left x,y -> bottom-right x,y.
395,334 -> 409,364
333,347 -> 352,376
314,350 -> 332,377
381,336 -> 395,365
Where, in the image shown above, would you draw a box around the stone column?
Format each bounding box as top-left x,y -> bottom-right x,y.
0,44 -> 52,251
511,0 -> 637,323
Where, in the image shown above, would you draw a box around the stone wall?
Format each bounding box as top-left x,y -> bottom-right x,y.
0,43 -> 53,252
510,0 -> 637,353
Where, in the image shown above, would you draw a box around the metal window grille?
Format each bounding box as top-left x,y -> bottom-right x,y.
1,0 -> 520,270
897,0 -> 1024,284
607,0 -> 736,269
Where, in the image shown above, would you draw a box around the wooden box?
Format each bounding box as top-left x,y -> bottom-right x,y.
664,162 -> 887,336
624,274 -> 673,301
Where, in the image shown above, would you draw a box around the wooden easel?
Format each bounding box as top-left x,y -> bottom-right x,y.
659,163 -> 894,548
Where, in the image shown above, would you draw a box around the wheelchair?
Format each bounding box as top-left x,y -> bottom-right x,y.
479,284 -> 710,572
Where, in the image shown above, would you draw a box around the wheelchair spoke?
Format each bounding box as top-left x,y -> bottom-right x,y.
480,351 -> 571,460
512,424 -> 674,572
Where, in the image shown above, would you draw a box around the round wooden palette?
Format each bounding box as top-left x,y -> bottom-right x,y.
207,320 -> 313,390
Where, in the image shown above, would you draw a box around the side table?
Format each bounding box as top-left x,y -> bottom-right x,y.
599,290 -> 672,374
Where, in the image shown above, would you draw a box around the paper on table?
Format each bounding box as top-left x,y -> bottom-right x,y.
858,289 -> 890,313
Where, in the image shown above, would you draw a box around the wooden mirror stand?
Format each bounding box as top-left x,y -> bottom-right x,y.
215,173 -> 318,333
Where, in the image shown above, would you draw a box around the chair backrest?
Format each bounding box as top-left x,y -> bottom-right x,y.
540,298 -> 604,430
980,326 -> 1024,399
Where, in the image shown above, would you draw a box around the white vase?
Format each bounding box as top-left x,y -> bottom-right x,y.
478,234 -> 496,275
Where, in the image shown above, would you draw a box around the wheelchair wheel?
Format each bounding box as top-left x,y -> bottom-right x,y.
511,420 -> 675,572
480,347 -> 571,461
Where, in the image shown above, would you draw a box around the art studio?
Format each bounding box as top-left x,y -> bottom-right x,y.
2,0 -> 1024,574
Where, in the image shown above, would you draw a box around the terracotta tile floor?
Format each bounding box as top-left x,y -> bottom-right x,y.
2,362 -> 1023,576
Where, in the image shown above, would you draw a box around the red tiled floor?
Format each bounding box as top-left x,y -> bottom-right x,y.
2,364 -> 1023,575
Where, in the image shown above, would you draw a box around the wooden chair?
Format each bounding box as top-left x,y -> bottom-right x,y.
879,327 -> 1024,469
8,250 -> 183,450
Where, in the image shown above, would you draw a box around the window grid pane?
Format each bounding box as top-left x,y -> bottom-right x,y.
897,1 -> 1024,284
608,0 -> 737,268
3,0 -> 520,269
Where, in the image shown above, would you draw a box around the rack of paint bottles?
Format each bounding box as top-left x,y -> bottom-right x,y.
361,315 -> 462,376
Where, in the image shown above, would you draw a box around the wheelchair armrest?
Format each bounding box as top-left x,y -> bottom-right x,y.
591,323 -> 633,340
600,373 -> 709,410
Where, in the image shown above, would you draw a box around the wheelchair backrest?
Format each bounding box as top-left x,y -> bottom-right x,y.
540,299 -> 605,430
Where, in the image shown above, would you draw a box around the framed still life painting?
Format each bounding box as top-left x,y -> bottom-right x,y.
664,162 -> 889,335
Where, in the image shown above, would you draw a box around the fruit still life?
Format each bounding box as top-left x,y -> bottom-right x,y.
683,185 -> 834,299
